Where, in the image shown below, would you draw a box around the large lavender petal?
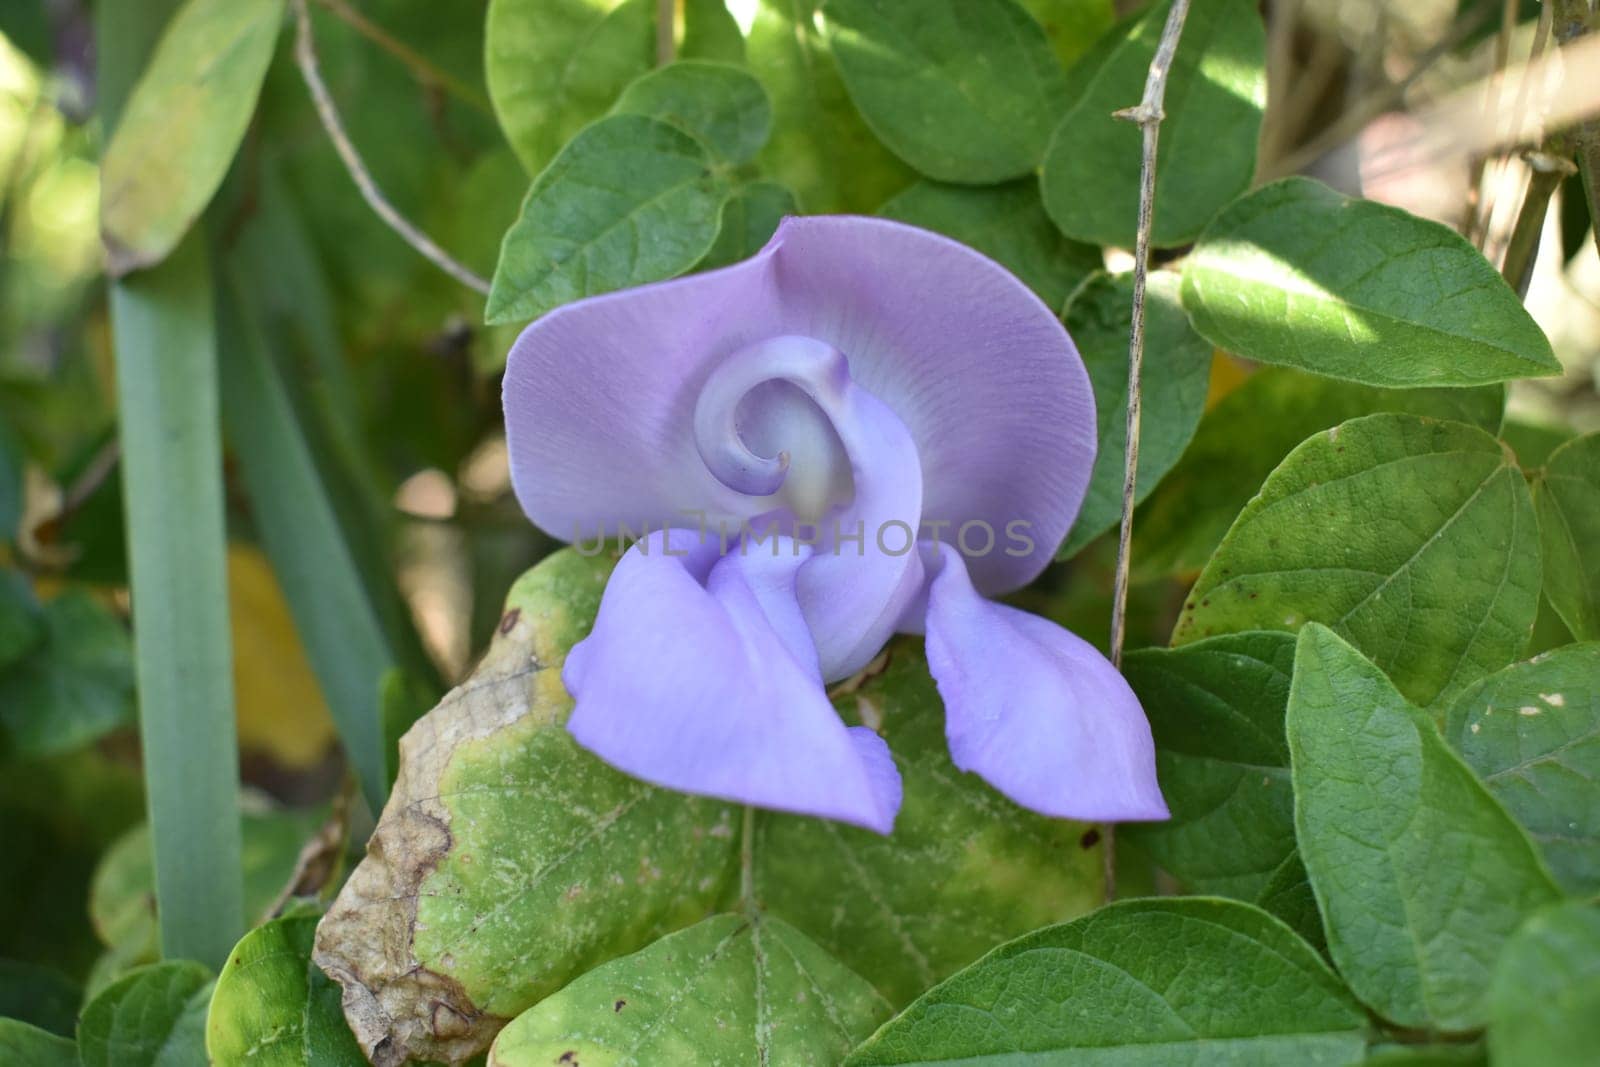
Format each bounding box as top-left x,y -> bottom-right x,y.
922,550 -> 1168,822
503,215 -> 1094,592
563,529 -> 901,833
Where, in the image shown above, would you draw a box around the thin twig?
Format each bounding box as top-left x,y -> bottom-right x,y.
289,0 -> 491,295
1263,4 -> 1491,179
311,0 -> 491,113
1500,151 -> 1577,295
1107,0 -> 1192,904
657,0 -> 676,66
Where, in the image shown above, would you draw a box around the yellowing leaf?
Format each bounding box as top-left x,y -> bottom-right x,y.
229,544 -> 336,769
99,0 -> 284,274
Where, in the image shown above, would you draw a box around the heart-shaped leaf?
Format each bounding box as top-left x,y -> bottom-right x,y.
823,0 -> 1067,183
1444,643 -> 1600,895
847,897 -> 1365,1065
1121,633 -> 1302,915
1040,0 -> 1265,248
1174,413 -> 1541,708
1181,178 -> 1560,387
753,641 -> 1104,1007
207,908 -> 365,1066
1488,902 -> 1600,1067
1288,625 -> 1561,1031
312,551 -> 739,1066
489,914 -> 889,1065
79,961 -> 212,1067
1532,433 -> 1600,641
487,114 -> 729,325
486,0 -> 655,174
1133,368 -> 1504,578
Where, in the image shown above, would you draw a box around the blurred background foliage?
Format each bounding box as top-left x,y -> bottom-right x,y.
0,0 -> 1594,1016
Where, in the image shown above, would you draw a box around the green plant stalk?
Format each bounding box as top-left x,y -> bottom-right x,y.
216,271 -> 394,811
107,235 -> 244,968
100,0 -> 243,969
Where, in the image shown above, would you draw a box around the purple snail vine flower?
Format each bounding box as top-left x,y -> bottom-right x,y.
502,215 -> 1168,835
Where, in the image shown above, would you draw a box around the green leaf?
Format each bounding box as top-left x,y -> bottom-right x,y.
1180,178 -> 1560,386
311,550 -> 739,1066
99,0 -> 284,275
1133,368 -> 1505,578
822,0 -> 1066,183
0,1018 -> 75,1067
1041,0 -> 1265,248
0,416 -> 21,542
486,0 -> 655,174
697,180 -> 797,271
1256,853 -> 1325,951
1120,633 -> 1297,904
0,590 -> 134,758
877,179 -> 1099,310
1362,1045 -> 1486,1066
1488,902 -> 1600,1067
682,0 -> 746,63
89,809 -> 324,977
1444,643 -> 1600,895
0,960 -> 80,1038
1532,433 -> 1600,640
847,897 -> 1365,1066
748,0 -> 913,213
753,641 -> 1104,1007
0,569 -> 43,677
1059,270 -> 1210,557
1287,625 -> 1561,1031
78,960 -> 212,1067
1173,413 -> 1541,708
206,909 -> 365,1067
1017,0 -> 1115,67
105,222 -> 242,967
612,60 -> 772,164
486,114 -> 726,324
490,914 -> 889,1065
217,274 -> 395,812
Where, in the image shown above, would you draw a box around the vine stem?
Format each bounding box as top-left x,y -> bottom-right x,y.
740,805 -> 757,916
289,0 -> 491,295
1106,0 -> 1193,902
1501,151 -> 1577,296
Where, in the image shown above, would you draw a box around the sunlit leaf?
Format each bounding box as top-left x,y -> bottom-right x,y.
1041,0 -> 1265,248
1181,179 -> 1560,386
486,115 -> 727,324
486,0 -> 655,174
99,0 -> 285,274
612,59 -> 772,164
